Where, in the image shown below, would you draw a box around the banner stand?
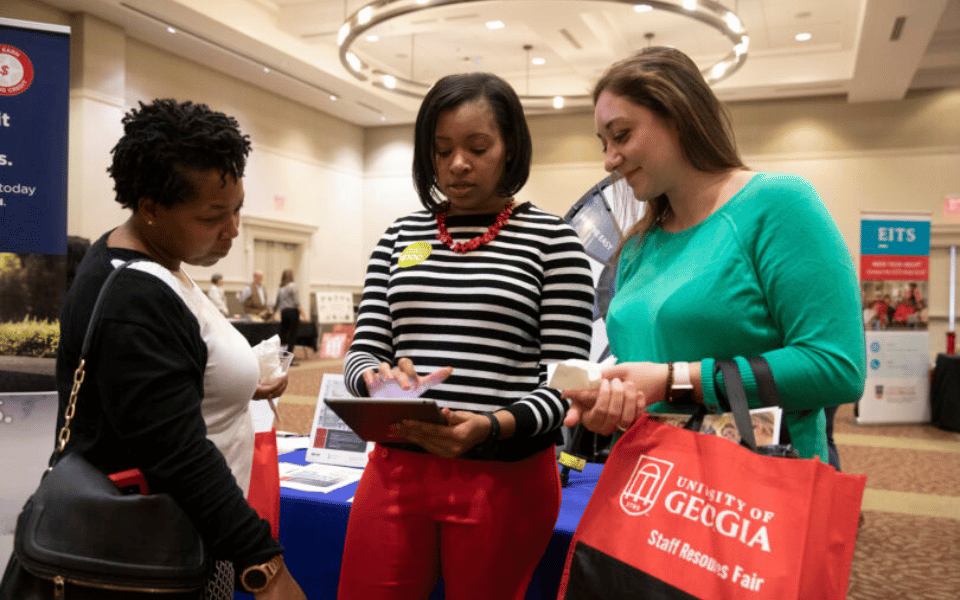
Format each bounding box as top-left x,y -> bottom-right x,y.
857,211 -> 932,424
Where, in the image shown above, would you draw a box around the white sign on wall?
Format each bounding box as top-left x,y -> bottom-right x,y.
315,291 -> 354,323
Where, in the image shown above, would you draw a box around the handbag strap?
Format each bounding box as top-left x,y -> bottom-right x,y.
716,360 -> 761,452
716,356 -> 810,445
55,258 -> 148,459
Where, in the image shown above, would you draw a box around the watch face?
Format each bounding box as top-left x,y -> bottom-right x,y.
244,569 -> 267,590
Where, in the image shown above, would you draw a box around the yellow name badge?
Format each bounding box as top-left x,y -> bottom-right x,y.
558,451 -> 586,472
398,241 -> 432,268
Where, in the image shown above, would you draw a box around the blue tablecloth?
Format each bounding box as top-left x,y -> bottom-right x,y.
236,449 -> 603,600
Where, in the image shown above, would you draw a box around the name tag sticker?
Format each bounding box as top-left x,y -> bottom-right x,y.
398,241 -> 432,268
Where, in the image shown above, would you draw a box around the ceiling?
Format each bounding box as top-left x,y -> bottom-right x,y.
32,0 -> 960,126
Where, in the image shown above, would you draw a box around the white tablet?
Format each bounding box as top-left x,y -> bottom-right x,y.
323,397 -> 446,443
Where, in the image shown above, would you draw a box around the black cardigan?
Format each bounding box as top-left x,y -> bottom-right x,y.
55,231 -> 281,575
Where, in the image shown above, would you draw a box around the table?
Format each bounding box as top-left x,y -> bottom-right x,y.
230,321 -> 319,352
236,449 -> 602,600
931,353 -> 960,431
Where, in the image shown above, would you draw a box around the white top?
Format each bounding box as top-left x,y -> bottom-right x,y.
131,262 -> 259,497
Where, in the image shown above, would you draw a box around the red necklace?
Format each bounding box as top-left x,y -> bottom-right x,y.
436,201 -> 515,254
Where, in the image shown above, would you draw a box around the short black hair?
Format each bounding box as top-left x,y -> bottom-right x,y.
412,73 -> 532,213
108,99 -> 252,211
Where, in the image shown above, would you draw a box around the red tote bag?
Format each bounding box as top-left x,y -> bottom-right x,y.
557,413 -> 865,599
247,428 -> 281,540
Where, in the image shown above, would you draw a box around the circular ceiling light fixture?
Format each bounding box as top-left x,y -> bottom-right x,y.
338,0 -> 749,110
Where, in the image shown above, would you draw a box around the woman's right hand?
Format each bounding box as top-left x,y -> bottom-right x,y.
254,562 -> 307,600
363,357 -> 452,398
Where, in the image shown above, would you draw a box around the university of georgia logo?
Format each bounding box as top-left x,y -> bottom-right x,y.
620,455 -> 674,516
0,45 -> 34,96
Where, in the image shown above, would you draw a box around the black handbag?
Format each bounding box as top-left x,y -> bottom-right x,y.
0,260 -> 209,599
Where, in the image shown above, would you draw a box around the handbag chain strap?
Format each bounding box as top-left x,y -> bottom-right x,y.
52,258 -> 147,464
56,359 -> 86,453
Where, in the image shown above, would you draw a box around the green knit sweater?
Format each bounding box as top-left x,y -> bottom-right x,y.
608,172 -> 866,461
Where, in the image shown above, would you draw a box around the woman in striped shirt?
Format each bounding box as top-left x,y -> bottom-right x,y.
337,73 -> 595,600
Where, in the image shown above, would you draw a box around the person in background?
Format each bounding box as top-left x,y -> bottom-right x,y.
875,294 -> 890,328
240,270 -> 273,321
336,72 -> 594,600
54,99 -> 307,600
562,46 -> 865,463
274,268 -> 305,361
907,282 -> 922,308
207,272 -> 230,317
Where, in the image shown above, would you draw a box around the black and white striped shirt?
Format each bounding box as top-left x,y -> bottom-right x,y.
344,202 -> 595,461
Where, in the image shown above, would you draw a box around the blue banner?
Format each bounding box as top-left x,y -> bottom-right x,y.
859,219 -> 931,256
0,20 -> 70,254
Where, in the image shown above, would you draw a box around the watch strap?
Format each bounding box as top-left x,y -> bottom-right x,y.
666,361 -> 695,404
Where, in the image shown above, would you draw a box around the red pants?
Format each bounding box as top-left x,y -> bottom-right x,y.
337,445 -> 561,600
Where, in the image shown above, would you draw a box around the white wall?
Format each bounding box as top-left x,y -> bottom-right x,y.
7,0 -> 960,361
6,0 -> 369,297
362,89 -> 960,362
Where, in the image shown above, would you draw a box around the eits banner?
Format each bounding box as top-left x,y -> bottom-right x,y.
858,211 -> 931,424
859,215 -> 930,281
0,18 -> 70,254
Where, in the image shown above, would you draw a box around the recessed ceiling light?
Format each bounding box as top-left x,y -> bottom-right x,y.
262,67 -> 270,73
553,96 -> 564,109
485,20 -> 505,30
358,6 -> 373,25
166,26 -> 176,34
345,52 -> 361,71
795,32 -> 812,41
634,4 -> 653,12
682,0 -> 697,10
532,57 -> 546,65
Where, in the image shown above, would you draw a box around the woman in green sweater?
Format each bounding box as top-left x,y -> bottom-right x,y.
563,46 -> 865,461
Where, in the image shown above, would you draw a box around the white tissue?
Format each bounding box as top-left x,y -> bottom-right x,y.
252,335 -> 284,382
547,356 -> 617,390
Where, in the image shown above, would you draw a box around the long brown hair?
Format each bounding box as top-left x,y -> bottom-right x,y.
594,46 -> 744,248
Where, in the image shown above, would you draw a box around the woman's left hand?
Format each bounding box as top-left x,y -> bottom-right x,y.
253,375 -> 289,400
394,408 -> 493,458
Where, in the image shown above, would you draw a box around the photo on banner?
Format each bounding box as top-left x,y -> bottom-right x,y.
0,19 -> 71,393
858,211 -> 931,424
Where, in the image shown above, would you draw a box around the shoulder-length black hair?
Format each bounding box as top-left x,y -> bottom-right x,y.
412,72 -> 532,213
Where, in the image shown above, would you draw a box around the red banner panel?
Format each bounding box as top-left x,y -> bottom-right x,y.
860,255 -> 929,280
